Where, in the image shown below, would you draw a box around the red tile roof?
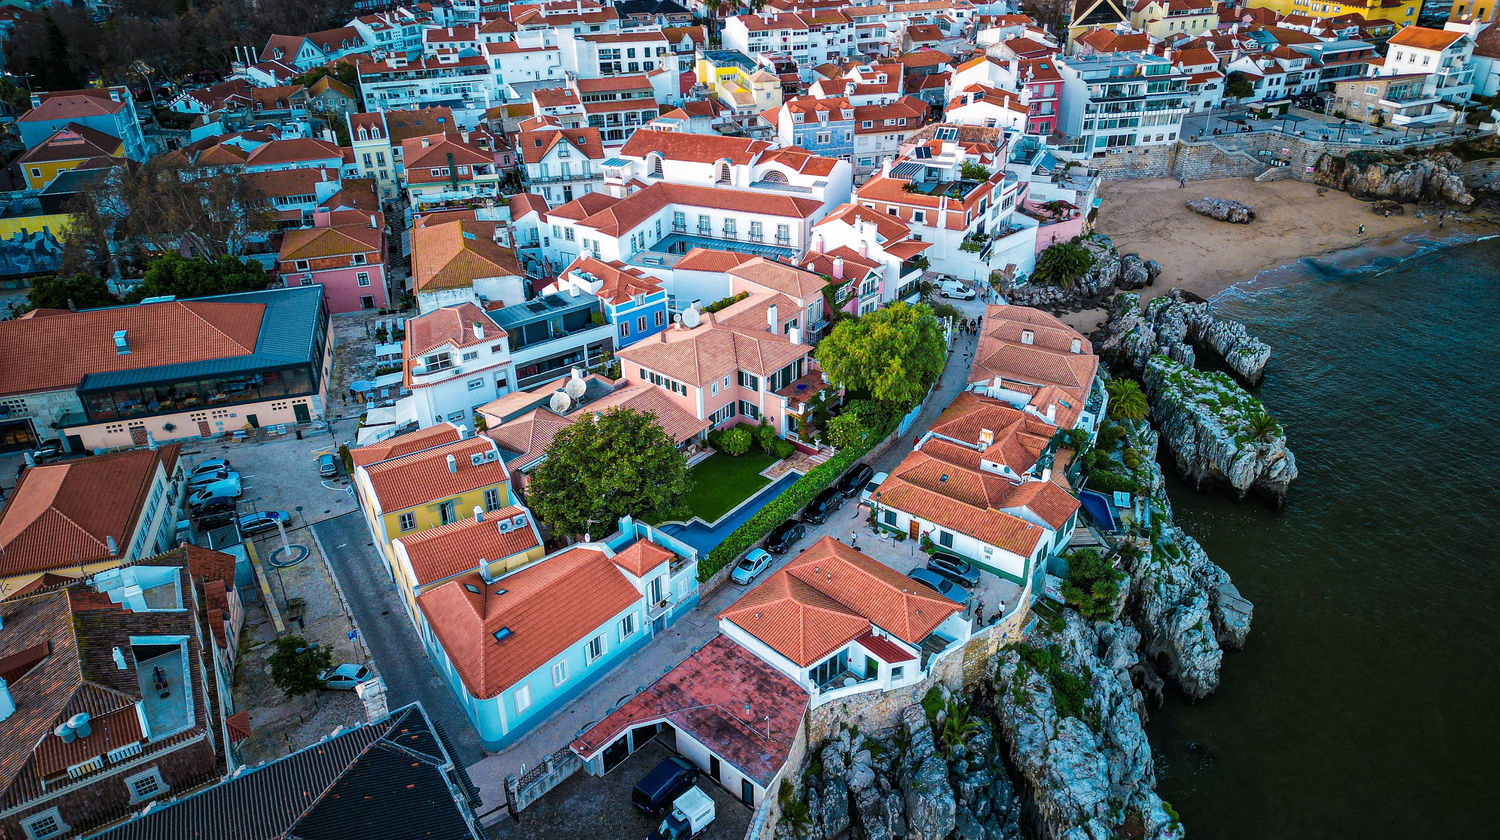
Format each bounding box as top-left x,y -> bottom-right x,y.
244,137 -> 343,167
361,436 -> 509,513
719,537 -> 958,667
417,546 -> 641,698
394,507 -> 539,587
876,451 -> 1053,555
20,88 -> 130,122
1386,25 -> 1465,51
611,539 -> 673,578
618,316 -> 809,388
620,129 -> 769,165
352,422 -> 463,467
563,181 -> 822,238
570,635 -> 808,785
411,216 -> 523,292
672,248 -> 760,273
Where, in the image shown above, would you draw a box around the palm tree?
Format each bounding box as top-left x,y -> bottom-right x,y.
936,699 -> 982,758
1244,410 -> 1280,442
1106,379 -> 1149,423
1032,238 -> 1094,290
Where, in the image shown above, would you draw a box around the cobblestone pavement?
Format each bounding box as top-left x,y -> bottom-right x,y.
489,738 -> 751,840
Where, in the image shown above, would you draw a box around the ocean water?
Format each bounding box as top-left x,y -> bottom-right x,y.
1147,236 -> 1500,838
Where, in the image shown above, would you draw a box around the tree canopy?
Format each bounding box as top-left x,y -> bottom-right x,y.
25,274 -> 119,312
814,301 -> 946,410
1032,238 -> 1096,289
525,407 -> 692,537
125,254 -> 271,303
267,635 -> 332,699
1105,378 -> 1148,422
1225,71 -> 1255,101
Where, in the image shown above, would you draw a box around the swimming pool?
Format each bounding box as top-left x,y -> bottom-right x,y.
1078,489 -> 1121,532
659,471 -> 801,557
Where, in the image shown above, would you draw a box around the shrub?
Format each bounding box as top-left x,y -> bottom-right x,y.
1032,237 -> 1095,289
1084,470 -> 1145,495
827,412 -> 871,451
756,421 -> 779,454
703,291 -> 750,313
920,685 -> 945,721
769,436 -> 796,459
1060,549 -> 1125,621
720,425 -> 753,456
338,444 -> 352,475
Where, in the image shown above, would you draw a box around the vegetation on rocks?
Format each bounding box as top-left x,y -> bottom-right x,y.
1031,236 -> 1096,289
1060,549 -> 1126,621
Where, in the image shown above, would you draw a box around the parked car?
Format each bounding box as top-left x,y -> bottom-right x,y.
188,458 -> 230,477
764,520 -> 805,555
319,663 -> 374,690
731,549 -> 774,585
238,510 -> 290,535
801,487 -> 843,523
939,280 -> 976,300
189,478 -> 241,507
839,463 -> 875,498
190,496 -> 237,516
860,471 -> 889,506
318,452 -> 339,478
188,469 -> 238,490
649,786 -> 716,840
907,568 -> 967,603
633,757 -> 698,815
30,440 -> 63,463
926,552 -> 981,588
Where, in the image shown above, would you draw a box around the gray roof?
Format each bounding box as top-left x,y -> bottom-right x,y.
77,285 -> 326,392
487,291 -> 599,330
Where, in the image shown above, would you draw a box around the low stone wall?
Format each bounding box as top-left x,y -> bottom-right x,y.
1099,131 -> 1461,184
743,713 -> 810,840
505,746 -> 582,815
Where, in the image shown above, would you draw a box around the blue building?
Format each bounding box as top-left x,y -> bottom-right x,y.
414,517 -> 698,750
17,87 -> 149,161
776,96 -> 854,163
546,256 -> 669,348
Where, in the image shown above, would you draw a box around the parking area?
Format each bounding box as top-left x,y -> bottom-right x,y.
491,737 -> 751,840
181,418 -> 362,529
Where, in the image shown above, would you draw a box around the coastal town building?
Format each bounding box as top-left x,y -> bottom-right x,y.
1055,51 -> 1190,156
516,115 -> 608,207
276,209 -> 389,313
542,256 -> 669,347
16,87 -> 148,162
1378,24 -> 1476,105
398,304 -> 516,427
411,211 -> 528,313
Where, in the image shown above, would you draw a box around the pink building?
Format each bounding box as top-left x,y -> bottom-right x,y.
616,294 -> 830,443
277,208 -> 389,312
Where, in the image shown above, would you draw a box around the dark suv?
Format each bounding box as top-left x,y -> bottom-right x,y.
927,552 -> 980,588
633,757 -> 697,815
801,487 -> 843,523
839,463 -> 875,498
765,519 -> 806,554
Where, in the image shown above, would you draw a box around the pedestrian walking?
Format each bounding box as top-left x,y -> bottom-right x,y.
1358,224 -> 1366,236
1179,177 -> 1186,189
849,530 -> 859,548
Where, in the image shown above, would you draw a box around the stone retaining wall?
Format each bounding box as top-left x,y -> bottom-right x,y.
1098,132 -> 1461,184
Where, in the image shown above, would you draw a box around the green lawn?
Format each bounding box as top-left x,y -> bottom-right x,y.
683,451 -> 779,523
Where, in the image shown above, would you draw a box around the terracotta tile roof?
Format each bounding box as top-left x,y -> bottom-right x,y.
545,190 -> 617,222
876,452 -> 1051,555
618,317 -> 809,387
384,107 -> 459,144
620,129 -> 768,165
227,711 -> 252,742
857,631 -> 915,663
279,223 -> 383,261
516,121 -> 604,165
486,382 -> 710,468
402,133 -> 493,172
411,216 -> 523,292
417,546 -> 641,698
352,422 -> 463,467
485,406 -> 575,468
16,124 -> 123,166
395,507 -> 539,587
814,202 -> 915,242
507,192 -> 550,219
611,538 -> 673,578
728,257 -> 829,302
571,635 -> 807,785
244,137 -> 342,167
362,435 -> 509,513
672,248 -> 760,273
719,537 -> 958,667
245,167 -> 340,201
756,146 -> 840,177
929,391 -> 1058,470
853,96 -> 929,134
568,182 -> 822,238
558,256 -> 661,304
1387,25 -> 1465,51
20,89 -> 129,122
0,299 -> 265,395
798,248 -> 881,286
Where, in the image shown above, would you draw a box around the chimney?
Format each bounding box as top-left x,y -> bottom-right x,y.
370,213 -> 379,229
789,326 -> 801,345
858,239 -> 869,258
473,505 -> 485,520
107,535 -> 119,555
0,678 -> 14,724
1070,338 -> 1082,354
446,453 -> 457,473
112,647 -> 128,670
113,330 -> 130,355
473,321 -> 486,340
979,428 -> 994,446
1021,329 -> 1034,345
355,677 -> 390,724
814,233 -> 825,253
457,424 -> 470,438
1045,403 -> 1056,422
832,256 -> 844,279
766,304 -> 778,333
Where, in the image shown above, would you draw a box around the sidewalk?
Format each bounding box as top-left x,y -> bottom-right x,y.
464,314 -> 985,814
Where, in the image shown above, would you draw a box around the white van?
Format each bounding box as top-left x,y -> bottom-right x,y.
647,787 -> 716,840
939,280 -> 976,300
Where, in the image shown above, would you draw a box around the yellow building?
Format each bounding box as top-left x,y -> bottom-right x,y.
389,509 -> 545,620
1243,0 -> 1422,26
696,51 -> 783,115
1450,0 -> 1500,21
351,423 -> 524,586
15,123 -> 124,191
1068,0 -> 1132,52
1129,0 -> 1218,40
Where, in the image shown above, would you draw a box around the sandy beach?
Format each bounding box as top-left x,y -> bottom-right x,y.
1056,176 -> 1493,332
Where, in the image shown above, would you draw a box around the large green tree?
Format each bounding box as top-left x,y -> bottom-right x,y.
124,254 -> 271,303
526,408 -> 692,537
815,301 -> 946,410
1105,378 -> 1149,422
1224,71 -> 1255,102
26,274 -> 119,312
267,635 -> 332,699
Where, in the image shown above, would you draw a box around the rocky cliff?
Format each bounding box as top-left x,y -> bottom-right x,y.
1141,356 -> 1298,506
1007,235 -> 1161,313
1313,149 -> 1474,208
1097,292 -> 1272,386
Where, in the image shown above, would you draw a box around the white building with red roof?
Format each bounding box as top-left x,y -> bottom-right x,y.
516,115 -> 607,207
718,536 -> 969,705
542,256 -> 670,346
1381,24 -> 1476,104
811,203 -> 933,304
355,53 -> 499,129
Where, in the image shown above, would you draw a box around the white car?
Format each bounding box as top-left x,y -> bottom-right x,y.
860,472 -> 889,506
939,280 -> 976,300
731,549 -> 773,585
189,478 -> 242,507
320,663 -> 375,690
188,469 -> 238,490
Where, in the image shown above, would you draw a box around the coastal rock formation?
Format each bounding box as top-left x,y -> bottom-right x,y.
1141,356 -> 1298,506
1370,199 -> 1405,216
1185,197 -> 1256,224
1097,292 -> 1272,386
1007,235 -> 1161,312
1313,149 -> 1474,208
993,613 -> 1184,840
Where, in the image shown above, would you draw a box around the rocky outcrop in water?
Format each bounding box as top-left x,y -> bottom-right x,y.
994,613 -> 1184,840
1097,292 -> 1272,386
1313,150 -> 1474,208
1007,235 -> 1161,313
1185,197 -> 1255,224
1141,356 -> 1298,506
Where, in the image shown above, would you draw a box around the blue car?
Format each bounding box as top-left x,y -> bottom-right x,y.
732,549 -> 773,585
238,510 -> 290,535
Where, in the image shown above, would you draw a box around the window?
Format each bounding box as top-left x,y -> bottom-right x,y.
484,487 -> 503,511
891,665 -> 905,681
461,351 -> 479,362
585,633 -> 606,664
723,375 -> 731,390
711,381 -> 719,396
352,253 -> 366,265
398,512 -> 416,532
938,530 -> 954,548
295,259 -> 310,271
22,809 -> 66,840
883,510 -> 897,526
551,660 -> 569,686
619,612 -> 637,641
514,682 -> 532,714
816,132 -> 831,144
913,209 -> 925,223
654,311 -> 664,327
620,321 -> 631,338
29,167 -> 42,179
738,371 -> 758,391
126,768 -> 167,802
439,500 -> 457,525
739,400 -> 760,419
357,272 -> 371,286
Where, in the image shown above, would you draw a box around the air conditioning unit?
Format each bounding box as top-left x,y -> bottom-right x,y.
497,519 -> 512,533
484,450 -> 499,462
512,514 -> 528,528
470,453 -> 485,466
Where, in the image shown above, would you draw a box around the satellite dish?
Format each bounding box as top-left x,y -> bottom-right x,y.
680,308 -> 702,328
549,391 -> 573,414
565,376 -> 587,399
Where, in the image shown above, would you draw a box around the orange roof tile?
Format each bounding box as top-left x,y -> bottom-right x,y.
395,507 -> 539,587
352,423 -> 463,467
1386,25 -> 1465,51
611,539 -> 674,578
618,317 -> 809,387
362,436 -> 509,513
411,216 -> 523,292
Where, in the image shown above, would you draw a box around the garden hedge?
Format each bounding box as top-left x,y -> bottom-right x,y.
697,444 -> 869,582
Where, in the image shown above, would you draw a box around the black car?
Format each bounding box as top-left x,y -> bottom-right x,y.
838,463 -> 875,498
31,440 -> 63,463
765,519 -> 805,554
191,496 -> 237,516
927,552 -> 981,588
633,757 -> 697,815
801,487 -> 843,523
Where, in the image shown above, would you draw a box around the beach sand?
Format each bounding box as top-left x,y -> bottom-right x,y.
1057,176 -> 1488,332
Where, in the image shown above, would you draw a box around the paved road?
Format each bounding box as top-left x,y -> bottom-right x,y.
312,511 -> 484,766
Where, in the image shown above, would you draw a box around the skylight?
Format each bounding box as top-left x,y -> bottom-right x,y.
493,627 -> 514,643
